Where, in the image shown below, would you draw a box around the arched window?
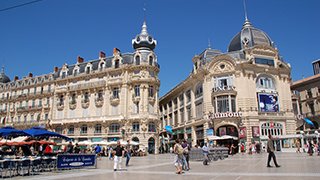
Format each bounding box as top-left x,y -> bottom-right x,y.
256,75 -> 275,89
95,124 -> 102,134
195,83 -> 203,98
132,122 -> 140,132
148,122 -> 156,132
68,125 -> 74,135
110,123 -> 120,133
84,92 -> 89,103
114,59 -> 120,68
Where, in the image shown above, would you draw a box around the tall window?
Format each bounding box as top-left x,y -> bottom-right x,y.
46,97 -> 50,105
38,99 -> 42,107
217,95 -> 229,113
134,85 -> 140,97
48,85 -> 51,92
86,66 -> 90,74
195,102 -> 203,118
59,95 -> 64,106
195,84 -> 203,98
45,113 -> 48,120
148,86 -> 154,97
55,126 -> 62,134
135,56 -> 140,65
149,56 -> 153,65
148,122 -> 156,132
32,100 -> 35,107
84,92 -> 89,103
81,125 -> 87,134
71,93 -> 76,104
180,108 -> 184,123
98,90 -> 103,100
132,122 -> 140,132
186,90 -> 191,103
113,87 -> 119,99
95,124 -> 102,134
110,123 -> 120,133
187,106 -> 191,121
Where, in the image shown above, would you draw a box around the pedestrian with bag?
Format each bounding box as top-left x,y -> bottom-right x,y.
173,139 -> 183,174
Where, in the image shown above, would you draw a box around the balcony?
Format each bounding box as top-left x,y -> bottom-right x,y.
212,85 -> 237,97
110,96 -> 120,105
95,98 -> 104,107
57,103 -> 64,111
81,100 -> 89,109
69,101 -> 77,110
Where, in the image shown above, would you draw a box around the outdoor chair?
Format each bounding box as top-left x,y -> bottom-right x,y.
30,157 -> 42,175
0,160 -> 13,178
17,158 -> 30,176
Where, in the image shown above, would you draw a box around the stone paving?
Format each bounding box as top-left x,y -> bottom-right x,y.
15,152 -> 320,180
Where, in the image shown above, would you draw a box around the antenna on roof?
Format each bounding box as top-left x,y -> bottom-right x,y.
243,0 -> 248,21
208,38 -> 212,49
143,1 -> 147,22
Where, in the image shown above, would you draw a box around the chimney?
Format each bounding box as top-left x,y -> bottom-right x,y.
99,51 -> 106,58
14,76 -> 19,81
28,72 -> 33,77
113,48 -> 120,56
77,56 -> 84,63
54,66 -> 59,73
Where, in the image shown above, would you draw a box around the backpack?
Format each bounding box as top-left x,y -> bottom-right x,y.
177,144 -> 184,155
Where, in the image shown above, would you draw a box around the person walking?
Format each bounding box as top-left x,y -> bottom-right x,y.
95,144 -> 102,160
181,140 -> 190,171
295,140 -> 301,153
67,141 -> 74,153
307,140 -> 314,156
267,135 -> 280,168
113,141 -> 125,171
125,140 -> 131,166
173,139 -> 183,174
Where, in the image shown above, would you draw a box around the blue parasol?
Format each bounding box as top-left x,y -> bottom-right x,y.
0,126 -> 29,138
304,118 -> 315,126
165,125 -> 173,134
23,127 -> 70,141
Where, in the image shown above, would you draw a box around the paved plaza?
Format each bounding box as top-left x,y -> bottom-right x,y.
16,152 -> 320,180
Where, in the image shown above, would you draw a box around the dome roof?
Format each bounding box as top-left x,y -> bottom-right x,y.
132,21 -> 157,50
228,19 -> 274,52
0,68 -> 10,84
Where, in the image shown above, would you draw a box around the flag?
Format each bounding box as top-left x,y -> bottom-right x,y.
304,118 -> 315,126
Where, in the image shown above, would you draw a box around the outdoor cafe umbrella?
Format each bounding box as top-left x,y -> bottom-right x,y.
0,126 -> 30,138
23,127 -> 70,141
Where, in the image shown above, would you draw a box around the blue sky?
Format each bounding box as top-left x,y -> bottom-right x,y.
0,0 -> 319,96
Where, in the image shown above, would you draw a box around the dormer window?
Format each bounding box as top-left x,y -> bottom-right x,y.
73,68 -> 79,76
115,59 -> 120,68
149,56 -> 153,66
135,56 -> 140,65
61,72 -> 66,79
99,62 -> 104,70
86,66 -> 91,74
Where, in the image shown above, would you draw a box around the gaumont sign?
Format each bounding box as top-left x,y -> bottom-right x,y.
208,112 -> 242,119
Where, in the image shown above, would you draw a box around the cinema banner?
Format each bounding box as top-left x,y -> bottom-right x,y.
258,93 -> 279,112
239,127 -> 247,139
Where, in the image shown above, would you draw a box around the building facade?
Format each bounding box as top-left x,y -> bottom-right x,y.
0,21 -> 161,153
291,73 -> 320,132
159,18 -> 296,150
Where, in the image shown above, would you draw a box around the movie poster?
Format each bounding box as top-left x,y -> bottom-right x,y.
239,127 -> 246,139
219,127 -> 226,136
258,93 -> 279,112
252,126 -> 260,138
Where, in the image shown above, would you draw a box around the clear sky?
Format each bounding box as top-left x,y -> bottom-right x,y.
0,0 -> 319,97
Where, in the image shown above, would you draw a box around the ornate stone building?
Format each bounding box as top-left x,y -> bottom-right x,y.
159,18 -> 296,150
0,21 -> 161,153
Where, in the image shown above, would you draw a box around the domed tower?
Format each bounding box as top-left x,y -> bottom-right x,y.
132,21 -> 157,51
228,18 -> 274,52
0,67 -> 10,84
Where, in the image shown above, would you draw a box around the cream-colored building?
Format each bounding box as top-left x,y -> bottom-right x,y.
0,21 -> 161,154
291,73 -> 320,132
159,18 -> 296,150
